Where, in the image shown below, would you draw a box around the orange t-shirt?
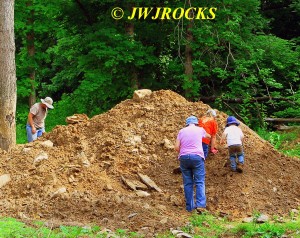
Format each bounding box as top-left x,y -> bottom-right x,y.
199,118 -> 218,145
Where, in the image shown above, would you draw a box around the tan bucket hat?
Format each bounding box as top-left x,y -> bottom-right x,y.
41,97 -> 54,109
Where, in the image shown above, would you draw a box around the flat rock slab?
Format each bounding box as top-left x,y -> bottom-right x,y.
0,174 -> 11,188
138,173 -> 162,192
121,176 -> 148,191
40,140 -> 54,147
34,152 -> 48,164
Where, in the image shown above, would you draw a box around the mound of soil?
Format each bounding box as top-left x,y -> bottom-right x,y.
0,90 -> 299,236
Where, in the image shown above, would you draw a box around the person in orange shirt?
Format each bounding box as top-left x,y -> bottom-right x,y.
199,109 -> 218,158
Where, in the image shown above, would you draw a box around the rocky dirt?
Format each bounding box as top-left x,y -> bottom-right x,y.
0,90 -> 299,236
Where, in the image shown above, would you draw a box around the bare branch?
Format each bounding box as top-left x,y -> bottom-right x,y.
222,100 -> 244,122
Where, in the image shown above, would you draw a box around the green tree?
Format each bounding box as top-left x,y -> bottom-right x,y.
14,0 -> 300,141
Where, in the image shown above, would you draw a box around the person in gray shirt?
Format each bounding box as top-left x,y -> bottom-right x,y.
26,97 -> 54,142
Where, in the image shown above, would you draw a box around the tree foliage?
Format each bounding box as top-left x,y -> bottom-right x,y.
14,0 -> 300,142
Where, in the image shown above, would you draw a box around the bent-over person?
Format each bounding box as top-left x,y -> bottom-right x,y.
26,97 -> 54,142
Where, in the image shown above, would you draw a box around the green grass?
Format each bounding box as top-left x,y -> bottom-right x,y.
188,211 -> 227,237
1,212 -> 300,238
233,219 -> 300,238
0,218 -> 135,238
184,211 -> 300,238
257,128 -> 300,158
0,218 -> 56,238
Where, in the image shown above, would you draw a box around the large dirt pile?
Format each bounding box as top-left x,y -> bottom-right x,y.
0,90 -> 300,235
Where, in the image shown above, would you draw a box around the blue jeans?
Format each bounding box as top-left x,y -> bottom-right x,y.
26,124 -> 45,142
202,142 -> 209,158
228,145 -> 244,170
179,154 -> 206,212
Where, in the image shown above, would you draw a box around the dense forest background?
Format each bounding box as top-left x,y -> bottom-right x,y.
15,0 -> 300,143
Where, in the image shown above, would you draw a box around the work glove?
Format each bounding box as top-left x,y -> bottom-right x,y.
211,148 -> 218,154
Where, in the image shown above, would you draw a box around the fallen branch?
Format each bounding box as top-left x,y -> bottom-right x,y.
199,96 -> 297,104
264,118 -> 300,123
273,125 -> 300,131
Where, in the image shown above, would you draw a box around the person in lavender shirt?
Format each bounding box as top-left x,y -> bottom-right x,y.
175,116 -> 211,213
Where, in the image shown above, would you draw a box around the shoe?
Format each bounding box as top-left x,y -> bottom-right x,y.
196,207 -> 207,214
233,167 -> 243,173
237,163 -> 244,172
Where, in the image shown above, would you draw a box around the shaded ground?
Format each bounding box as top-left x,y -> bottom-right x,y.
0,90 -> 299,236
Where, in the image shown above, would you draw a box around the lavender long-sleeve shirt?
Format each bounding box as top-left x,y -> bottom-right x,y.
177,124 -> 206,159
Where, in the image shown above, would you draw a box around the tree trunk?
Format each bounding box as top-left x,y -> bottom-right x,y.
184,5 -> 194,98
125,21 -> 139,90
75,0 -> 92,25
125,3 -> 139,90
26,0 -> 36,107
0,0 -> 17,151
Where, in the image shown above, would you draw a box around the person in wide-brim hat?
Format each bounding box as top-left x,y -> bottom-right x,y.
26,97 -> 54,142
226,115 -> 240,127
221,116 -> 245,173
41,97 -> 54,109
